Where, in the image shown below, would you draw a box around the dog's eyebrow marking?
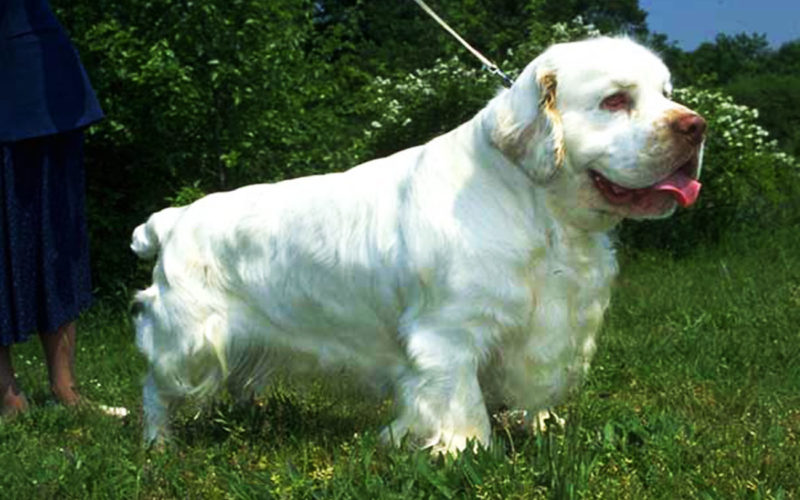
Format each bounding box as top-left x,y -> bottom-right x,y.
611,80 -> 636,90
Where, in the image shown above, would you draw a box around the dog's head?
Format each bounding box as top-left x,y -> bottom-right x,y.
489,37 -> 705,230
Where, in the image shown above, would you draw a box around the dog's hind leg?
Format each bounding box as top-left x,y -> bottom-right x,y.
225,346 -> 272,405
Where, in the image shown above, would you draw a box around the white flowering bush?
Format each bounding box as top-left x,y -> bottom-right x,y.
674,87 -> 798,201
551,16 -> 603,42
504,16 -> 602,74
348,57 -> 497,163
352,17 -> 602,162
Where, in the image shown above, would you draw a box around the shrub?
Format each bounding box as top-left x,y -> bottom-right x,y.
353,18 -> 602,163
352,58 -> 497,162
725,74 -> 800,156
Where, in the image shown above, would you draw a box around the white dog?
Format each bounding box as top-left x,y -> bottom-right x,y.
131,37 -> 704,453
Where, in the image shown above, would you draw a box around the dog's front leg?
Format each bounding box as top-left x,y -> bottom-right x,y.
496,293 -> 593,431
142,372 -> 178,447
383,330 -> 491,454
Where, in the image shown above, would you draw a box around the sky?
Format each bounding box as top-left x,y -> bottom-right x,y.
638,0 -> 800,50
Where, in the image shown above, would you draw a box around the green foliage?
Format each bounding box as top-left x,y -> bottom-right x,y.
355,17 -> 603,162
356,59 -> 496,159
538,0 -> 648,36
315,0 -> 536,77
60,0 -> 356,188
55,0 -> 368,293
166,181 -> 207,208
772,40 -> 800,75
677,33 -> 772,86
726,74 -> 800,156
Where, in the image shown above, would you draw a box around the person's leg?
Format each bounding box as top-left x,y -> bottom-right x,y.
39,321 -> 80,406
0,345 -> 29,416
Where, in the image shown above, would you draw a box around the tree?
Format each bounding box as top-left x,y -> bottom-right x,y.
677,33 -> 771,85
313,0 -> 538,78
772,39 -> 800,75
538,0 -> 647,36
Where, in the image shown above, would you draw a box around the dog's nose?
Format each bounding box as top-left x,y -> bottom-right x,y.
671,113 -> 707,145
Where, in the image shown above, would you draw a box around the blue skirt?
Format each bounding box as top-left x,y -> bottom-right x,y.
0,130 -> 93,345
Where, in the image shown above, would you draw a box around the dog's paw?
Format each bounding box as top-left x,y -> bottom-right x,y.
493,408 -> 565,434
532,408 -> 565,433
379,419 -> 411,448
427,433 -> 487,456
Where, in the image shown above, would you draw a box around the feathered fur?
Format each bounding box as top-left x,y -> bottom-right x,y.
132,37 -> 705,453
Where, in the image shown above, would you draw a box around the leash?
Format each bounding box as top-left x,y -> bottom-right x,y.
410,0 -> 515,88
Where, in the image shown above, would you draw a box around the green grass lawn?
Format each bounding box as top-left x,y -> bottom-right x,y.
2,225 -> 799,499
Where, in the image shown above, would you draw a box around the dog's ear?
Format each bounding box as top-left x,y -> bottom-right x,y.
488,62 -> 565,183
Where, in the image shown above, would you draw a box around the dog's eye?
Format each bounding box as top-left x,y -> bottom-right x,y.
601,92 -> 632,112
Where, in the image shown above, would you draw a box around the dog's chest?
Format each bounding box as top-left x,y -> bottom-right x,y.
489,231 -> 618,353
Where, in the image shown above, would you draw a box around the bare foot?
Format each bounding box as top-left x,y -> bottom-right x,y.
51,386 -> 129,417
1,384 -> 29,417
0,345 -> 29,417
41,323 -> 81,407
50,384 -> 82,407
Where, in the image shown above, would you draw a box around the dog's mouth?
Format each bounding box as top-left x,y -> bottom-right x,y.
590,159 -> 701,210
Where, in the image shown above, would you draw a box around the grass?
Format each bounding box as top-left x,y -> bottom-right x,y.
1,224 -> 799,499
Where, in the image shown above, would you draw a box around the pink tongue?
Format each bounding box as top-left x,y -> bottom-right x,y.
652,170 -> 702,207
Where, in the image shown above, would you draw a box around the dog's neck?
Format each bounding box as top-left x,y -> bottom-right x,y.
459,111 -> 622,237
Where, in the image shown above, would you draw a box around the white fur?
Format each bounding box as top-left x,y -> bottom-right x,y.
132,37 -> 704,453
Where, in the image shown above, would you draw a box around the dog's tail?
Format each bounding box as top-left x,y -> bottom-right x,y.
131,206 -> 187,260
